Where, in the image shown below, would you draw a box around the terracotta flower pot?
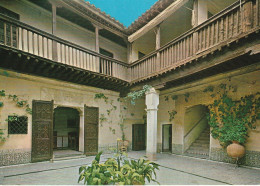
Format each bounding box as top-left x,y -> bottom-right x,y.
227,141 -> 245,159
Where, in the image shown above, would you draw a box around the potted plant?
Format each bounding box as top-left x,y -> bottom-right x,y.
207,86 -> 259,160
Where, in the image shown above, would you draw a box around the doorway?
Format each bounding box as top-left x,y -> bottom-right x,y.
132,124 -> 146,151
162,124 -> 172,152
53,107 -> 80,152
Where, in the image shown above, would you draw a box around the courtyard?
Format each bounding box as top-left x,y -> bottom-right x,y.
1,151 -> 260,185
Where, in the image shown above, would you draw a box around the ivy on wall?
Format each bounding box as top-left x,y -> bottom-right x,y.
0,90 -> 32,142
205,83 -> 260,147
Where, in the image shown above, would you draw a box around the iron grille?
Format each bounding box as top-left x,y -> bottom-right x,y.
8,116 -> 28,134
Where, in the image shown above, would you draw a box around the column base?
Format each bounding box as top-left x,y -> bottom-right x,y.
146,152 -> 157,161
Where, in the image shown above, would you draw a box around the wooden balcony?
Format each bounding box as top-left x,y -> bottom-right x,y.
130,0 -> 260,83
0,13 -> 129,91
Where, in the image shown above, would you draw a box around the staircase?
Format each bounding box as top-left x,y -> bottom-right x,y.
185,127 -> 210,159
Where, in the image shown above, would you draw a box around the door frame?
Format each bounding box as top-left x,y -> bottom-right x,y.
162,124 -> 172,152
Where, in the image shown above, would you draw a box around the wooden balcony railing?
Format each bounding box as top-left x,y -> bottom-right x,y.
0,14 -> 129,81
130,0 -> 260,82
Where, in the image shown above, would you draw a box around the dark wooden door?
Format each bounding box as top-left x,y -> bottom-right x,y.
84,105 -> 99,156
31,100 -> 53,162
132,124 -> 146,151
162,124 -> 172,152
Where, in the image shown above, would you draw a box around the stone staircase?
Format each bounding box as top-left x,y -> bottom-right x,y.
185,127 -> 210,159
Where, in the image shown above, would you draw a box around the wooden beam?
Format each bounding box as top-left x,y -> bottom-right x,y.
128,0 -> 189,42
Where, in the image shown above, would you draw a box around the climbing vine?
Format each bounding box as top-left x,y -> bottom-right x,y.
0,90 -> 32,142
206,83 -> 260,147
125,85 -> 152,105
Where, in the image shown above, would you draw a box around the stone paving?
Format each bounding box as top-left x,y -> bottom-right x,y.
1,151 -> 260,185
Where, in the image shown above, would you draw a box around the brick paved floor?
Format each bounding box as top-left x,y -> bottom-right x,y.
1,151 -> 260,185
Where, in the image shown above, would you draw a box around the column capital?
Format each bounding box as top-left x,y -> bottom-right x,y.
145,87 -> 159,110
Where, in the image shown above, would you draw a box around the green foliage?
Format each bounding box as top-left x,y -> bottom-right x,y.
203,86 -> 214,93
99,114 -> 107,127
164,96 -> 169,101
171,95 -> 178,101
208,90 -> 260,147
168,110 -> 177,122
0,90 -> 5,97
0,129 -> 6,142
0,90 -> 32,115
78,152 -> 159,185
126,85 -> 152,105
95,93 -> 108,103
184,93 -> 190,102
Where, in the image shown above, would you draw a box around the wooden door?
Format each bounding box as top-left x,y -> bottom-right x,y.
162,124 -> 172,152
31,100 -> 53,162
84,105 -> 99,156
132,124 -> 146,151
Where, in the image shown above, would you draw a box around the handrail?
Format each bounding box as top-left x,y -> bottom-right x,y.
184,114 -> 207,138
130,0 -> 243,67
0,14 -> 128,67
130,0 -> 259,81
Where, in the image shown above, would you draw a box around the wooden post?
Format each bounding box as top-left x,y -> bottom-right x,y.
155,25 -> 161,70
95,26 -> 100,53
242,0 -> 253,32
127,42 -> 133,63
52,3 -> 58,61
93,24 -> 101,72
192,0 -> 198,27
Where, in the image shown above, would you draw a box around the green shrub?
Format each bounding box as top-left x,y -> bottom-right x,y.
78,152 -> 159,185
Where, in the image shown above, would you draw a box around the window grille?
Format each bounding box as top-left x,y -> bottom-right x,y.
8,116 -> 28,134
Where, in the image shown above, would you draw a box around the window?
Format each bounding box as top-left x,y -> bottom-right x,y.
100,48 -> 114,58
0,6 -> 19,47
8,116 -> 28,134
0,6 -> 20,20
138,51 -> 145,59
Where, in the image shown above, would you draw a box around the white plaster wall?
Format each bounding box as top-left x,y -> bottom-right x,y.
0,69 -> 123,152
0,0 -> 127,62
160,65 -> 260,153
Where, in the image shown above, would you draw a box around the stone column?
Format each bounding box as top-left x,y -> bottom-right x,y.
145,87 -> 159,160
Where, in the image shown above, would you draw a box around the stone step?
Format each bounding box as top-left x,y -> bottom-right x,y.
195,139 -> 209,144
54,155 -> 86,161
198,136 -> 210,140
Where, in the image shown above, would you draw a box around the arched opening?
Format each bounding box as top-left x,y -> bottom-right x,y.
53,107 -> 81,157
183,104 -> 210,158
